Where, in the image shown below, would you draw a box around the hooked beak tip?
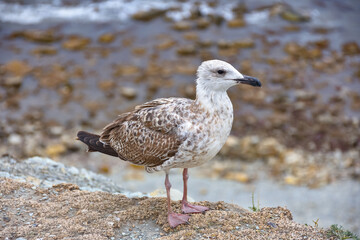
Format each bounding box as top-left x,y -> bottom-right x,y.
235,75 -> 262,87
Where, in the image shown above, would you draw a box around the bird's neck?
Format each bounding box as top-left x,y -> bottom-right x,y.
195,83 -> 233,114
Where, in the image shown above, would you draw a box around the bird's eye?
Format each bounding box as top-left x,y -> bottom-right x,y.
217,70 -> 225,74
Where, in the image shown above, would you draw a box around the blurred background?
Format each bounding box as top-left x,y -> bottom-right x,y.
0,0 -> 359,234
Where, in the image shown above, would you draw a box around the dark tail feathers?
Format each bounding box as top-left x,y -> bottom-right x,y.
77,131 -> 118,157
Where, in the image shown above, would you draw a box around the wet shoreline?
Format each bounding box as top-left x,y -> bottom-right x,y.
0,0 -> 359,235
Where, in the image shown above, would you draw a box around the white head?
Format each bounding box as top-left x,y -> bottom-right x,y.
196,59 -> 261,92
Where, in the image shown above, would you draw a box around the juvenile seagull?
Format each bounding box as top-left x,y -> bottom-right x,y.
77,59 -> 261,227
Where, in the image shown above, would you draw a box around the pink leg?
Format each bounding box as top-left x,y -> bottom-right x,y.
165,172 -> 189,228
181,168 -> 209,214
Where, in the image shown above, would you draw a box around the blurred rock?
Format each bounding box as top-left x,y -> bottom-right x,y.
98,164 -> 111,174
283,25 -> 300,32
10,29 -> 61,43
257,138 -> 285,157
98,80 -> 116,92
123,170 -> 144,181
197,40 -> 213,48
62,35 -> 91,51
132,9 -> 167,21
220,135 -> 241,157
342,42 -> 360,56
31,46 -> 58,55
132,47 -> 147,55
239,136 -> 260,160
232,3 -> 247,17
172,21 -> 192,31
294,90 -> 317,102
284,42 -> 303,57
183,32 -> 199,41
224,172 -> 250,183
3,60 -> 31,77
8,134 -> 22,145
306,48 -> 322,59
217,40 -> 234,49
45,143 -> 67,158
156,39 -> 176,50
221,135 -> 261,161
176,45 -> 197,56
174,64 -> 197,75
49,126 -> 64,136
234,39 -> 255,48
280,9 -> 310,22
3,76 -> 22,87
120,87 -> 137,100
284,175 -> 300,185
271,4 -> 310,22
309,39 -> 329,49
209,14 -> 224,25
34,64 -> 69,88
281,150 -> 304,165
98,33 -> 116,44
227,18 -> 246,28
113,65 -> 140,77
196,18 -> 211,29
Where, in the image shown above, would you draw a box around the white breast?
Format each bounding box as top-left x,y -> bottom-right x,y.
172,91 -> 234,168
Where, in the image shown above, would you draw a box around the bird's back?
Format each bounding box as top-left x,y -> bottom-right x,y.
99,97 -> 194,168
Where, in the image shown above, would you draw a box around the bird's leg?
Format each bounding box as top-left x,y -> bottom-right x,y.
181,168 -> 209,214
165,172 -> 190,228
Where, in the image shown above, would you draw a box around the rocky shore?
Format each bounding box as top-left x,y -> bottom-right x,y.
1,156 -> 332,239
1,0 -> 359,238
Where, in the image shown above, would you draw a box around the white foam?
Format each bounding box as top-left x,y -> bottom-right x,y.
244,9 -> 270,25
0,0 -> 236,24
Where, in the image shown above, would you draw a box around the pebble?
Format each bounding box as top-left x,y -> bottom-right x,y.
8,134 -> 22,145
49,126 -> 63,136
98,33 -> 116,44
342,42 -> 360,55
281,150 -> 304,165
22,29 -> 61,43
196,18 -> 210,29
132,9 -> 166,21
68,167 -> 79,175
176,45 -> 197,56
280,9 -> 310,22
120,87 -> 137,100
62,35 -> 90,51
4,60 -> 31,77
31,47 -> 57,55
3,76 -> 22,87
45,144 -> 67,158
227,18 -> 246,28
172,21 -> 192,31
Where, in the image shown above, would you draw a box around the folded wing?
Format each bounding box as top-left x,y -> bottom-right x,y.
100,98 -> 187,167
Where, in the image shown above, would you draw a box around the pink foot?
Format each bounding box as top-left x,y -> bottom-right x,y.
168,212 -> 190,228
182,202 -> 209,214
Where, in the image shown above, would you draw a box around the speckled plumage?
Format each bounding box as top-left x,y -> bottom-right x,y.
77,59 -> 261,228
98,60 -> 250,173
100,94 -> 233,173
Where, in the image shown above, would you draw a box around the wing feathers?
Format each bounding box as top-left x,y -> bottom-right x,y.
99,98 -> 187,167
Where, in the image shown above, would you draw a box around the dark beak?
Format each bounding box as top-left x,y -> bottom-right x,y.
235,75 -> 261,87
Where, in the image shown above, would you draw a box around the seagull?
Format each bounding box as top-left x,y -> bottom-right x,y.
77,59 -> 261,227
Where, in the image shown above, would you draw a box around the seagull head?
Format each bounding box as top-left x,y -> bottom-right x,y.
196,59 -> 261,91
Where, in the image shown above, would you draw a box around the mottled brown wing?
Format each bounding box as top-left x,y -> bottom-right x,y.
99,98 -> 185,167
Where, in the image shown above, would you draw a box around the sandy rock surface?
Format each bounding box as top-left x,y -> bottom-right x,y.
0,156 -> 330,239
